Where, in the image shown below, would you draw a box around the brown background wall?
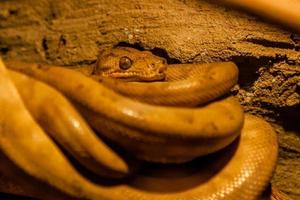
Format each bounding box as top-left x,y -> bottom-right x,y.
0,0 -> 299,198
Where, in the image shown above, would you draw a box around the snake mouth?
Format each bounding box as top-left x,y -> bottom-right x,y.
107,71 -> 166,82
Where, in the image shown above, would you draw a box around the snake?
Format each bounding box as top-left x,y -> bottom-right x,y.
7,69 -> 129,179
0,47 -> 278,200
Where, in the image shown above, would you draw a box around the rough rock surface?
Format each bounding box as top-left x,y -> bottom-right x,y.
0,0 -> 299,199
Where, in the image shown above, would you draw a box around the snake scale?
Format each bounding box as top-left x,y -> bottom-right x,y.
0,47 -> 278,200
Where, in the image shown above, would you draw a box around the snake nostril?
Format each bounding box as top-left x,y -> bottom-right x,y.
149,63 -> 155,68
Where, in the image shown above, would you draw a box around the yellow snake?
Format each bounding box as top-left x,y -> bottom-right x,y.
0,47 -> 278,200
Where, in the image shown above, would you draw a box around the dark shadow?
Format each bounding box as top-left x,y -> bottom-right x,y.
278,104 -> 300,132
60,135 -> 141,186
116,42 -> 181,64
290,34 -> 300,51
150,47 -> 181,64
128,136 -> 240,193
0,47 -> 9,55
242,38 -> 295,50
229,55 -> 273,88
0,193 -> 38,200
116,42 -> 145,51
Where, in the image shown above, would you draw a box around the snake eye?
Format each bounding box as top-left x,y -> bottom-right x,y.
119,56 -> 132,70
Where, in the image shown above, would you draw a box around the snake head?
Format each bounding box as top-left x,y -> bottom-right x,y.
93,47 -> 167,81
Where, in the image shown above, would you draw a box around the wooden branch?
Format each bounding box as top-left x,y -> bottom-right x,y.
223,0 -> 300,32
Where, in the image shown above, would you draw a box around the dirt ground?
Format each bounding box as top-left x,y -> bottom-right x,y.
0,0 -> 299,199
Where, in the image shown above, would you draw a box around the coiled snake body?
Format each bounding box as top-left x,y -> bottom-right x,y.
0,47 -> 278,200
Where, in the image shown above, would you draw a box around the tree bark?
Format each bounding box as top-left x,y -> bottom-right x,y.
0,0 -> 299,199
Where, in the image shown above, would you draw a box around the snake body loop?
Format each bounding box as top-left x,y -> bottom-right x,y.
8,70 -> 129,178
1,47 -> 278,200
5,60 -> 244,163
99,62 -> 239,106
